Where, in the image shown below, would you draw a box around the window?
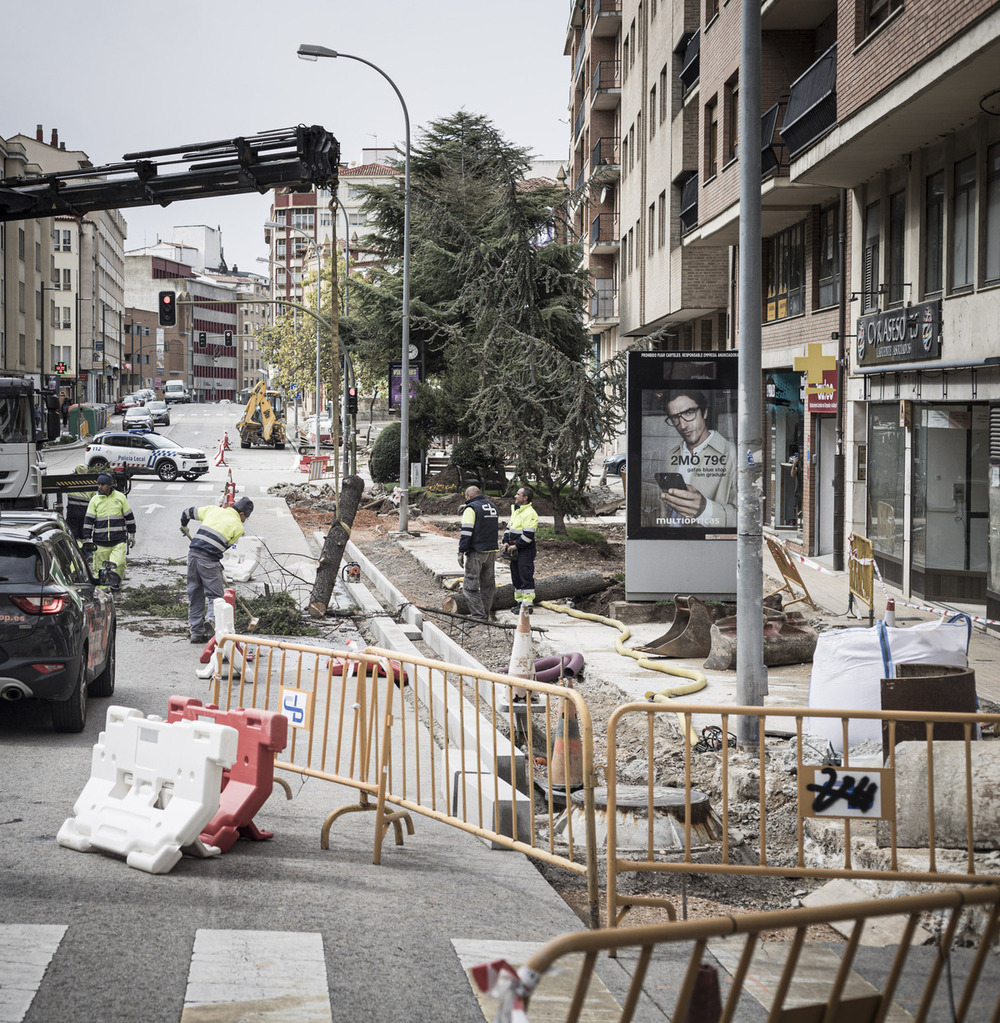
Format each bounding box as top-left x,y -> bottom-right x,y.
863,201 -> 881,312
62,307 -> 71,329
705,98 -> 718,179
868,0 -> 902,33
658,190 -> 667,248
18,228 -> 25,260
706,0 -> 719,20
763,222 -> 805,322
986,144 -> 1000,283
290,210 -> 315,231
888,190 -> 905,305
629,125 -> 635,171
623,36 -> 630,80
817,204 -> 839,308
725,75 -> 739,163
18,281 -> 25,313
629,19 -> 636,65
622,137 -> 629,179
659,65 -> 668,123
649,86 -> 657,141
925,171 -> 944,294
35,242 -> 41,271
648,203 -> 655,256
951,155 -> 975,291
62,268 -> 71,290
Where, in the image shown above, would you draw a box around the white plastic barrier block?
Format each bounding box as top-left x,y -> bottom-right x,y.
57,705 -> 238,874
195,599 -> 247,681
222,536 -> 262,583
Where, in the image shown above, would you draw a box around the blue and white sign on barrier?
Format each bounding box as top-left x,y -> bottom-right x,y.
279,686 -> 312,730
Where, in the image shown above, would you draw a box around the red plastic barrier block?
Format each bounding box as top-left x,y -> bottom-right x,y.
166,696 -> 289,853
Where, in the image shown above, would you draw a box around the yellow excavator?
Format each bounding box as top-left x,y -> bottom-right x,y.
236,382 -> 287,449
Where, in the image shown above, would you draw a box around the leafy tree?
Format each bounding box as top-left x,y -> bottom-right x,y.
351,111 -> 625,531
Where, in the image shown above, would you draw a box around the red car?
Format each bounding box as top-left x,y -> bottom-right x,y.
114,393 -> 143,415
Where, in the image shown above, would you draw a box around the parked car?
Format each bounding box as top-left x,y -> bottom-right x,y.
0,512 -> 116,732
145,399 -> 171,426
85,431 -> 209,482
122,406 -> 154,432
603,452 -> 627,476
114,393 -> 143,415
135,388 -> 156,403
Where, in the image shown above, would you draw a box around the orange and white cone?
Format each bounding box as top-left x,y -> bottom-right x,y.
507,605 -> 534,700
549,680 -> 583,790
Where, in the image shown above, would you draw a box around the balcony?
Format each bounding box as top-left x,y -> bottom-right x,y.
592,60 -> 621,110
761,0 -> 837,30
573,104 -> 586,142
679,30 -> 700,96
592,137 -> 621,182
780,43 -> 837,158
591,0 -> 622,36
761,101 -> 789,179
573,38 -> 586,82
589,279 -> 618,323
590,213 -> 620,253
679,173 -> 698,235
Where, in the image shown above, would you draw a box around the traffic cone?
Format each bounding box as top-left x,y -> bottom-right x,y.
682,964 -> 722,1023
549,680 -> 583,790
223,431 -> 231,450
507,605 -> 534,700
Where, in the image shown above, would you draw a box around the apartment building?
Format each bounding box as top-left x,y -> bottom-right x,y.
0,126 -> 126,405
566,0 -> 1000,619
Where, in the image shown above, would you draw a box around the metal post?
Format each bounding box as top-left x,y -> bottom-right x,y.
297,43 -> 412,529
736,0 -> 765,746
337,197 -> 352,476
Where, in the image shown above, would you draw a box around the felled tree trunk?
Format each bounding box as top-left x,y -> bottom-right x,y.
308,474 -> 365,617
443,570 -> 609,615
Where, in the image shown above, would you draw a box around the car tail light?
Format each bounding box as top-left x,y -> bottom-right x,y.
31,663 -> 65,674
10,595 -> 66,614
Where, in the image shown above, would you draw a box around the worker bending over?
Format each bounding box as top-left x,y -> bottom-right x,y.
181,497 -> 253,644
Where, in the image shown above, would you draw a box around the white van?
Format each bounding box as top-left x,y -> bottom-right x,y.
163,380 -> 190,404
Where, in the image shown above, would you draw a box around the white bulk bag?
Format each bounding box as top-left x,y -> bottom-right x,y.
807,615 -> 971,753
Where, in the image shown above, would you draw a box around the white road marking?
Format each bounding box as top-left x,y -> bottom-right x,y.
0,924 -> 66,1023
182,930 -> 331,1022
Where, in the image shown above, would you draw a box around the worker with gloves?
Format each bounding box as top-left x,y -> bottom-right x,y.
64,464 -> 97,541
501,485 -> 539,609
457,485 -> 499,621
82,472 -> 136,586
181,497 -> 253,644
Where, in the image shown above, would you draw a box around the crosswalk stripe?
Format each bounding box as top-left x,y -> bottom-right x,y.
0,924 -> 66,1023
181,929 -> 332,1022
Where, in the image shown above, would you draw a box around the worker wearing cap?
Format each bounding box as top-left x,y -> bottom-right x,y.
180,497 -> 253,644
82,472 -> 136,584
457,485 -> 499,621
501,485 -> 539,609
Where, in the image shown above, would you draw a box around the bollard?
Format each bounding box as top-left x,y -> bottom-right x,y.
885,597 -> 895,627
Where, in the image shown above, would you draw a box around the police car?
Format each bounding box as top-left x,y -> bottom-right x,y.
85,431 -> 210,482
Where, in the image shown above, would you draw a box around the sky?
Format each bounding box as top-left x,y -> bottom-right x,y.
2,0 -> 573,273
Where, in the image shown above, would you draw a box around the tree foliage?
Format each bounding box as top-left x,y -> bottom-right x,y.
351,111 -> 625,531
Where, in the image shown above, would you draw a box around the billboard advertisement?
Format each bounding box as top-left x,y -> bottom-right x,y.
627,350 -> 739,540
388,362 -> 422,411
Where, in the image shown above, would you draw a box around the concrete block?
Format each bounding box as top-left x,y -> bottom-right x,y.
881,741 -> 1000,850
445,749 -> 531,850
801,879 -> 929,946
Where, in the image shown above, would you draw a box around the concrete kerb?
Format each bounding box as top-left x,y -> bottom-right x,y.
340,535 -> 528,834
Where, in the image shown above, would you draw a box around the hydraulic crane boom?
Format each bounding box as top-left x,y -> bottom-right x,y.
0,125 -> 339,222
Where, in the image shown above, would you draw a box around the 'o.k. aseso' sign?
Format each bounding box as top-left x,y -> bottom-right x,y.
855,299 -> 941,367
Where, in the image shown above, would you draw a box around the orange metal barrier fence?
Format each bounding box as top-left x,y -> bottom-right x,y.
849,532 -> 876,624
605,702 -> 1000,932
211,635 -> 601,927
496,886 -> 1000,1022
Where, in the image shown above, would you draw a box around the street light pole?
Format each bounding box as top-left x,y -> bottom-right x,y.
335,197 -> 354,475
257,256 -> 302,432
264,219 -> 322,455
297,42 -> 412,532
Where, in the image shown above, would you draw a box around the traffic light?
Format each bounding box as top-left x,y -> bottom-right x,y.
198,332 -> 207,348
346,386 -> 358,415
158,290 -> 176,327
224,330 -> 233,346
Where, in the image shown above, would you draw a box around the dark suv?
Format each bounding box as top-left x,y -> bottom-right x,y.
0,512 -> 116,732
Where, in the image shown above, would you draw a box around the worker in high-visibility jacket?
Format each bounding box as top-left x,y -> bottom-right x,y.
180,497 -> 253,644
457,485 -> 499,621
82,473 -> 136,585
501,485 -> 539,608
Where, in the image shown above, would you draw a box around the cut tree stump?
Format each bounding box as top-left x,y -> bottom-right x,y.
308,474 -> 365,617
442,569 -> 609,615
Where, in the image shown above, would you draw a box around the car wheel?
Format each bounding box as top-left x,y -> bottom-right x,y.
89,458 -> 110,471
157,460 -> 179,482
52,657 -> 87,733
274,440 -> 285,450
89,624 -> 116,698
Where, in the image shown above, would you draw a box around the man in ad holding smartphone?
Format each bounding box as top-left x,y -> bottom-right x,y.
644,388 -> 738,528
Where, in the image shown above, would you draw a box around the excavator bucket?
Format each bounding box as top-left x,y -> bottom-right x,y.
637,594 -> 715,658
703,608 -> 819,671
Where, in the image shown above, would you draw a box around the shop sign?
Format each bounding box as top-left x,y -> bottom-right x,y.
807,369 -> 838,413
855,300 -> 941,367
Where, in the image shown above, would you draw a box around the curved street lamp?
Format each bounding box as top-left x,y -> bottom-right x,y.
264,219 -> 322,455
297,42 -> 412,532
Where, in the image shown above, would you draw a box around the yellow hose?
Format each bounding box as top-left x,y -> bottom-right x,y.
537,600 -> 706,740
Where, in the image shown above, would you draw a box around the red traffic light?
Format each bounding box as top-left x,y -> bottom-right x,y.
158,290 -> 177,327
224,330 -> 233,346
